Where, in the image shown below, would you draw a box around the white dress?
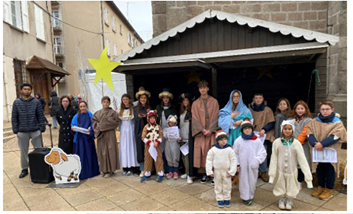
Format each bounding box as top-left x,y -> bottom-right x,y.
119,109 -> 139,168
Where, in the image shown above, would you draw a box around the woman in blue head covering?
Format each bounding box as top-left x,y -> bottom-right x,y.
218,90 -> 252,146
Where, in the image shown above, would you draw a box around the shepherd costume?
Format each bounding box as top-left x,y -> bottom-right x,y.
92,107 -> 120,175
218,90 -> 252,146
307,112 -> 347,199
56,105 -> 77,154
233,121 -> 266,202
191,95 -> 219,170
141,111 -> 164,180
71,111 -> 100,180
206,128 -> 237,204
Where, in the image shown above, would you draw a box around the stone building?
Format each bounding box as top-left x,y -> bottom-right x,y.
151,1 -> 347,117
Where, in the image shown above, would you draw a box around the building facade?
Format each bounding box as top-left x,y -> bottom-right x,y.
3,1 -> 65,121
151,1 -> 347,117
52,1 -> 143,97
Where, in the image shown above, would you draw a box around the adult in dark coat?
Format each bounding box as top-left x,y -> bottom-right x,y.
68,93 -> 78,110
56,95 -> 77,154
48,91 -> 60,129
35,92 -> 46,110
133,87 -> 151,176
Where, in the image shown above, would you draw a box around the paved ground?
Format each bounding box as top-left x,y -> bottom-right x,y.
2,120 -> 347,211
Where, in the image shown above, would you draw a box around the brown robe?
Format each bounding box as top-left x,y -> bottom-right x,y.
249,106 -> 275,142
191,95 -> 219,168
306,118 -> 347,178
92,108 -> 120,173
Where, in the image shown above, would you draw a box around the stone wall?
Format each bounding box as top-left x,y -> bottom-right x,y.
152,1 -> 329,37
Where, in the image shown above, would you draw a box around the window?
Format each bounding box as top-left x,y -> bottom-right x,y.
3,1 -> 29,32
134,39 -> 139,48
112,16 -> 116,32
34,4 -> 45,40
106,39 -> 110,56
120,24 -> 122,35
127,32 -> 132,47
104,7 -> 109,25
121,49 -> 123,54
21,1 -> 29,32
11,1 -> 22,29
54,36 -> 63,54
52,10 -> 60,28
113,44 -> 117,56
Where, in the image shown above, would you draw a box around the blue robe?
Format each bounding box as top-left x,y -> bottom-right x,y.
218,90 -> 252,146
71,111 -> 100,180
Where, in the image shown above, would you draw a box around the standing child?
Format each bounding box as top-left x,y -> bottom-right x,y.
307,100 -> 347,200
178,93 -> 195,184
233,120 -> 267,206
92,96 -> 120,177
274,98 -> 291,139
71,101 -> 100,180
140,110 -> 164,182
289,100 -> 313,190
248,93 -> 275,182
269,119 -> 313,210
206,128 -> 237,208
164,115 -> 182,179
118,94 -> 140,175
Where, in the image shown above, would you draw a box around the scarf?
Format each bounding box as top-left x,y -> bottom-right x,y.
281,137 -> 293,146
214,142 -> 231,149
241,133 -> 257,140
318,112 -> 335,123
251,102 -> 265,112
295,115 -> 305,122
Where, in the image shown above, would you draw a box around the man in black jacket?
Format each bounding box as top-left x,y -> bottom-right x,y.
12,83 -> 46,178
35,92 -> 46,110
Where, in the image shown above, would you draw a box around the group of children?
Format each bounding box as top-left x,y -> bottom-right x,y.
68,83 -> 346,211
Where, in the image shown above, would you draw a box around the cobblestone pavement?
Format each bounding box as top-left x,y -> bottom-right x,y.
3,121 -> 347,211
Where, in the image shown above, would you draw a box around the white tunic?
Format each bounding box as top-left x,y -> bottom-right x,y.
233,136 -> 267,200
119,109 -> 139,168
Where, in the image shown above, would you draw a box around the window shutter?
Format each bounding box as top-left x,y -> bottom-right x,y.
113,44 -> 117,56
106,39 -> 110,56
15,1 -> 22,29
112,16 -> 115,32
104,8 -> 108,25
34,4 -> 45,40
21,1 -> 29,32
3,1 -> 12,24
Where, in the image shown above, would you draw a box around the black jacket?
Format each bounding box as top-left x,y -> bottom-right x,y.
11,96 -> 46,134
35,92 -> 46,110
56,105 -> 77,154
48,91 -> 60,117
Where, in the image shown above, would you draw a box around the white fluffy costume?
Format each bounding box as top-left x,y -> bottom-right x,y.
164,115 -> 181,168
206,129 -> 237,201
269,119 -> 313,198
233,121 -> 267,201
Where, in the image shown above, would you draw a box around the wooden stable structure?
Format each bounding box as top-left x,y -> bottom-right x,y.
114,10 -> 338,111
26,55 -> 70,113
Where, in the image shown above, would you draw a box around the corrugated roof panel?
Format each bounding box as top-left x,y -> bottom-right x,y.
115,10 -> 339,62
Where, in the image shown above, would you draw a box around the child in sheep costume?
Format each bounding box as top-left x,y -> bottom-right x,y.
164,115 -> 182,179
233,119 -> 267,206
206,127 -> 237,208
269,119 -> 313,210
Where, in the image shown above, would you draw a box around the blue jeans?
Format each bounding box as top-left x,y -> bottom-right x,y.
140,162 -> 144,172
259,140 -> 268,173
168,166 -> 178,173
52,116 -> 57,128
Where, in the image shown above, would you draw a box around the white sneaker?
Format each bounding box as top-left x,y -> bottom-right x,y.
180,174 -> 187,179
298,182 -> 302,190
278,197 -> 286,210
187,176 -> 193,184
139,171 -> 144,178
286,197 -> 293,210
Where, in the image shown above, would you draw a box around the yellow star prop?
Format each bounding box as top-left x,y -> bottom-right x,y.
88,47 -> 122,92
256,66 -> 273,80
185,71 -> 202,84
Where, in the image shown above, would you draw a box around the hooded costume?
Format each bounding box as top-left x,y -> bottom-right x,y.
233,121 -> 267,201
164,115 -> 181,170
218,90 -> 252,146
269,119 -> 313,198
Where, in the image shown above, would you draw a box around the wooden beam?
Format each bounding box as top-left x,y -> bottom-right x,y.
52,76 -> 63,87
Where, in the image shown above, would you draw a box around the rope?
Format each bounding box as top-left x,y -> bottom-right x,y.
307,69 -> 321,105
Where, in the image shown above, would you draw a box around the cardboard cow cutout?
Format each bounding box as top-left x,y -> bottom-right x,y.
45,148 -> 81,184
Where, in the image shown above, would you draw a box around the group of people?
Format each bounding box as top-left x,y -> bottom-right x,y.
12,81 -> 347,210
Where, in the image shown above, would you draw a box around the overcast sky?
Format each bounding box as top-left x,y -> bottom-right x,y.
114,1 -> 153,42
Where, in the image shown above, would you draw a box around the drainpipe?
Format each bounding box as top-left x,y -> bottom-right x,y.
100,1 -> 105,96
3,71 -> 10,122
